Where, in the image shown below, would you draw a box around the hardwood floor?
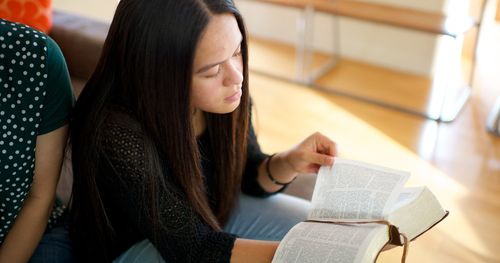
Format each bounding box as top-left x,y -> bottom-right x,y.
248,3 -> 500,262
249,38 -> 434,112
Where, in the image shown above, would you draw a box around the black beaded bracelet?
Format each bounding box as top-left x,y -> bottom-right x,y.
266,153 -> 296,186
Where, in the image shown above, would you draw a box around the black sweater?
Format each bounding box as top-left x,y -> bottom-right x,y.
96,108 -> 273,262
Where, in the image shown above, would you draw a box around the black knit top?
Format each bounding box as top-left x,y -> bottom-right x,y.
95,108 -> 273,262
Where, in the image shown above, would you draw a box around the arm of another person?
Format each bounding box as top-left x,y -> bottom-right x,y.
0,125 -> 68,263
231,239 -> 278,263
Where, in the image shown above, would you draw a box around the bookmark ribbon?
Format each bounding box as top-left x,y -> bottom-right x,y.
304,219 -> 409,263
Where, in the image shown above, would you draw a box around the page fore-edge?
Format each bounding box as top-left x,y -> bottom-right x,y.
303,210 -> 449,262
373,210 -> 449,262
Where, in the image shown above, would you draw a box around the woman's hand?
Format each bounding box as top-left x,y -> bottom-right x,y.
258,132 -> 337,192
279,132 -> 337,175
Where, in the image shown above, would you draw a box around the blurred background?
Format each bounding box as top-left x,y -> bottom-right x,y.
18,0 -> 500,262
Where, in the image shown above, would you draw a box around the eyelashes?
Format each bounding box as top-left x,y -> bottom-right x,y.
206,49 -> 242,78
206,65 -> 222,78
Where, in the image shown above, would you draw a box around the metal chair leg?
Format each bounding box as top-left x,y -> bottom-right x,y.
486,97 -> 500,135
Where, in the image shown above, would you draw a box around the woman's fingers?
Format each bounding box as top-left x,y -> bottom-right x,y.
312,132 -> 337,157
305,152 -> 334,166
287,132 -> 338,173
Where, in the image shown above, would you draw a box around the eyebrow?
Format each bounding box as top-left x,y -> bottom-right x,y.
196,38 -> 243,74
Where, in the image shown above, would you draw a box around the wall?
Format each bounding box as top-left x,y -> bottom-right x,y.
52,0 -> 118,22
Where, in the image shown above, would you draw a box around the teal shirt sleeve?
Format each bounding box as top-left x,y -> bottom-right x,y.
37,36 -> 75,135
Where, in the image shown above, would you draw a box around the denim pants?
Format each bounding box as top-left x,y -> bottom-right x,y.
114,193 -> 311,263
28,226 -> 73,263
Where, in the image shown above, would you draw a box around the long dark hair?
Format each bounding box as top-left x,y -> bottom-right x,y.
69,0 -> 249,261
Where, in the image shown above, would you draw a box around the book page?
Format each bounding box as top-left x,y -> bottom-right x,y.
272,222 -> 387,263
390,187 -> 423,212
309,158 -> 410,221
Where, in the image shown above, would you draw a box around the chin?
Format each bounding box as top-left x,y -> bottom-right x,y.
226,100 -> 241,113
213,101 -> 241,114
201,98 -> 242,114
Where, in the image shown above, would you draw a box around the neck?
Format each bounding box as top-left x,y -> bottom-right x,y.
192,109 -> 206,137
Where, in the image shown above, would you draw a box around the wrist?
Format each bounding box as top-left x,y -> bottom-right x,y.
266,153 -> 297,186
276,151 -> 297,175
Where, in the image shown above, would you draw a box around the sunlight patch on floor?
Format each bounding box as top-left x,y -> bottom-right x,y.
249,73 -> 493,261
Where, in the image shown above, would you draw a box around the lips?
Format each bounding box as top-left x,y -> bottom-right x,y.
225,89 -> 242,102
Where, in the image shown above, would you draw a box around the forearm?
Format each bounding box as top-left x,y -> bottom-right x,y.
257,152 -> 297,193
0,195 -> 54,263
231,238 -> 279,263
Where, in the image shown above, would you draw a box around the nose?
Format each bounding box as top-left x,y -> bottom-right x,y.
223,59 -> 243,87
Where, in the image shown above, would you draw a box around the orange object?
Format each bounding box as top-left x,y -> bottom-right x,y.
0,0 -> 52,33
496,0 -> 500,22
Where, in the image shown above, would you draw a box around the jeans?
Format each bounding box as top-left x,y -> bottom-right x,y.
28,226 -> 73,263
114,193 -> 311,263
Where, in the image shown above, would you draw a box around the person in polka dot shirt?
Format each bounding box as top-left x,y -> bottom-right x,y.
0,19 -> 74,262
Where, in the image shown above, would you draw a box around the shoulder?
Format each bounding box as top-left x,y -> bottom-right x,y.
0,18 -> 69,83
98,107 -> 168,182
100,106 -> 147,155
0,19 -> 48,54
102,106 -> 143,137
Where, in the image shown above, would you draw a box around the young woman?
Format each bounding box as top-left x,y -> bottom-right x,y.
0,19 -> 74,262
69,0 -> 337,262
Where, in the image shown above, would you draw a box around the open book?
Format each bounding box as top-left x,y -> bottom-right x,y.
272,158 -> 448,263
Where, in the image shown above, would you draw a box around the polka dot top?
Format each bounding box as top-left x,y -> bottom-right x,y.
0,19 -> 74,244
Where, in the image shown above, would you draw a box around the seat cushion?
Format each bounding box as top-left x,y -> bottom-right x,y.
50,10 -> 109,81
0,0 -> 52,33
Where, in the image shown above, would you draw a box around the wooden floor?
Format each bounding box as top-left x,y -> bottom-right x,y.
248,4 -> 500,263
249,37 -> 434,112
